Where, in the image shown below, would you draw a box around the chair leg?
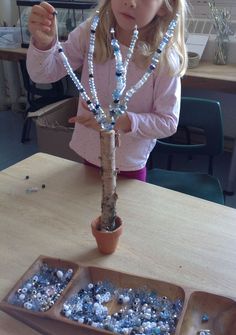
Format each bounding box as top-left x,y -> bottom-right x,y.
167,154 -> 173,170
147,153 -> 153,170
208,156 -> 213,175
184,126 -> 193,161
21,117 -> 32,143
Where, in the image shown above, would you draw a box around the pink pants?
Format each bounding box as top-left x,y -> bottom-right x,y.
84,160 -> 146,182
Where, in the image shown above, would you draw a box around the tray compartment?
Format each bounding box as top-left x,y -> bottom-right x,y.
0,255 -> 79,317
55,265 -> 185,334
179,291 -> 236,335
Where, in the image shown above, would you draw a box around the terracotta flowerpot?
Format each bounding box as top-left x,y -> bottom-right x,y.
91,216 -> 123,254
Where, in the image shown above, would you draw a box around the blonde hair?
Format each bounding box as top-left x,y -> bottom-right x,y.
90,0 -> 188,77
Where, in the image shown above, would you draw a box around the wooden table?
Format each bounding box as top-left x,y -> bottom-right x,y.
0,47 -> 27,112
0,47 -> 27,61
0,153 -> 236,334
184,61 -> 236,94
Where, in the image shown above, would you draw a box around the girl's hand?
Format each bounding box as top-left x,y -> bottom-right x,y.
69,112 -> 131,133
115,113 -> 131,133
69,100 -> 131,133
28,1 -> 56,50
68,114 -> 101,132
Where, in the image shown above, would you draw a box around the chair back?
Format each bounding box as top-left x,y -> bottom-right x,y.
156,97 -> 224,157
20,60 -> 66,112
147,97 -> 225,204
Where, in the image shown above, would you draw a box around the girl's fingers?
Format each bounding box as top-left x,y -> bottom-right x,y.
68,115 -> 101,131
30,2 -> 55,32
31,4 -> 53,20
28,2 -> 56,48
68,116 -> 78,123
68,115 -> 90,124
81,99 -> 90,111
29,22 -> 51,34
30,15 -> 53,27
40,1 -> 56,15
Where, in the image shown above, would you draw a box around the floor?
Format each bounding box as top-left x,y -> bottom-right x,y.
0,110 -> 38,170
1,109 -> 236,209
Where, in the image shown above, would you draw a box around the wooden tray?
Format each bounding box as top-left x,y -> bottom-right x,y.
0,255 -> 236,335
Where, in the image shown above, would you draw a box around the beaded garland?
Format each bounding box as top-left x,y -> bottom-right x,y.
87,15 -> 106,125
109,24 -> 139,125
61,280 -> 183,334
10,264 -> 73,312
56,12 -> 179,130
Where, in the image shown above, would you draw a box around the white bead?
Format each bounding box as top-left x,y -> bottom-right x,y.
24,302 -> 32,310
65,310 -> 72,317
123,296 -> 130,303
56,270 -> 63,279
19,293 -> 25,300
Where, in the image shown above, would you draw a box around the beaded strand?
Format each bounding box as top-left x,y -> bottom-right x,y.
109,25 -> 138,124
55,14 -> 109,128
120,15 -> 179,112
88,14 -> 104,121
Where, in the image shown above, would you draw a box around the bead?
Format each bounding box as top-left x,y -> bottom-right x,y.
19,293 -> 25,300
56,270 -> 64,279
24,302 -> 33,310
26,187 -> 39,193
201,313 -> 209,322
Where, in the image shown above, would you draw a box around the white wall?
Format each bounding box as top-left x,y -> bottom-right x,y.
0,0 -> 18,26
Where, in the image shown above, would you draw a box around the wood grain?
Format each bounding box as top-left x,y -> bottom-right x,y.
0,153 -> 236,334
0,48 -> 27,61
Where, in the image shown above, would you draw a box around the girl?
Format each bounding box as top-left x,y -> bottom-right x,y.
27,0 -> 188,181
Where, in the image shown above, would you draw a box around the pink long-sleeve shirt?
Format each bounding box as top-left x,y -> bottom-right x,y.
27,20 -> 181,171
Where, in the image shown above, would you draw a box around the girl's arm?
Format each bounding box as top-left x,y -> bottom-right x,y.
26,20 -> 88,84
126,72 -> 181,139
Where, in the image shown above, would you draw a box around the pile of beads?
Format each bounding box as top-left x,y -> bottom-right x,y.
61,280 -> 183,334
10,263 -> 73,312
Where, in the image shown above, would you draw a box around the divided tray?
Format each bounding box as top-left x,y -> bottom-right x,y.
0,255 -> 236,335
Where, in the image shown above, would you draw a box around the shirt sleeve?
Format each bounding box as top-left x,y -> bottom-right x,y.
127,63 -> 181,140
26,21 -> 89,84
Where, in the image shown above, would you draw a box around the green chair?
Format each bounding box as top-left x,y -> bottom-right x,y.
147,97 -> 224,204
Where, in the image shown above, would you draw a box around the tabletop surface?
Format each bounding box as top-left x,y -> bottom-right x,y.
185,61 -> 236,82
0,153 -> 236,334
0,47 -> 27,61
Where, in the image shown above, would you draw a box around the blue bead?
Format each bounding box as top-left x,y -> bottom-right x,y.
201,313 -> 209,322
